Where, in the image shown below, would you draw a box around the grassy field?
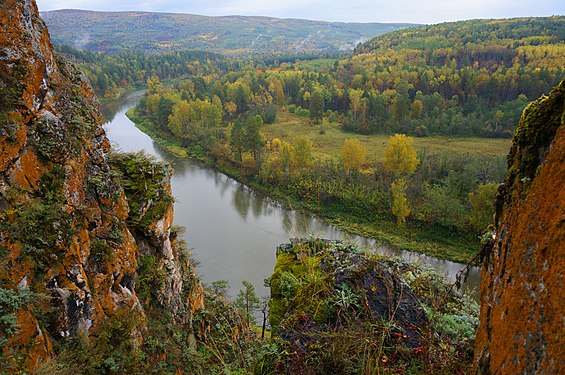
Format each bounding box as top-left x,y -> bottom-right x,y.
263,110 -> 512,162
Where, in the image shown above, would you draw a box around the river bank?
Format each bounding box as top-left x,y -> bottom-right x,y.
125,106 -> 480,264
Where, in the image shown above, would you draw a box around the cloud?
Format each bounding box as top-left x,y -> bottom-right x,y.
36,0 -> 564,23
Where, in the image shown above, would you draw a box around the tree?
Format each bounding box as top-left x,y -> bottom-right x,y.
157,97 -> 175,130
146,75 -> 162,94
245,115 -> 264,163
294,136 -> 313,170
341,138 -> 367,174
280,141 -> 293,177
0,287 -> 33,354
235,280 -> 260,326
348,88 -> 364,125
269,79 -> 285,105
224,101 -> 237,120
309,90 -> 324,124
178,79 -> 195,99
168,100 -> 192,139
146,93 -> 161,119
410,99 -> 424,119
230,119 -> 245,162
416,183 -> 467,230
391,179 -> 410,226
260,296 -> 270,339
235,84 -> 249,114
382,134 -> 419,176
211,280 -> 229,296
96,71 -> 109,93
468,182 -> 499,231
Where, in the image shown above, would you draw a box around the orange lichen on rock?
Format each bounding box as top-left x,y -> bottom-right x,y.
5,309 -> 53,369
0,0 -> 203,371
473,80 -> 565,374
7,148 -> 45,190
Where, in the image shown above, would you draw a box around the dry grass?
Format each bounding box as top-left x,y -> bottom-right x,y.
262,110 -> 512,163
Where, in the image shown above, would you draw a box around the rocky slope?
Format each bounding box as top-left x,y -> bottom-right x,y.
0,0 -> 202,372
473,80 -> 565,373
266,238 -> 479,373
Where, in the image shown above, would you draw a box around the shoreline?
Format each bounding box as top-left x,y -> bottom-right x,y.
126,107 -> 480,265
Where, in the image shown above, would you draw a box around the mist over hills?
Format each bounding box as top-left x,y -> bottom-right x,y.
40,9 -> 418,54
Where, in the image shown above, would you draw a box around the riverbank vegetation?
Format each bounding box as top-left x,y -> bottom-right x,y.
126,77 -> 508,262
70,16 -> 563,261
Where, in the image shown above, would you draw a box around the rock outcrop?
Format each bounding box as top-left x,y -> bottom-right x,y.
271,239 -> 428,345
267,238 -> 478,373
0,0 -> 202,371
473,81 -> 565,374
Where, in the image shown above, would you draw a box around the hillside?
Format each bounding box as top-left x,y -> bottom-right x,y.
40,9 -> 417,54
334,17 -> 565,137
356,17 -> 565,55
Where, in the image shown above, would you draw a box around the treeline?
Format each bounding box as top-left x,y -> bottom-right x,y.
345,17 -> 564,136
57,45 -> 226,97
57,45 -> 344,98
64,17 -> 563,138
132,71 -> 507,258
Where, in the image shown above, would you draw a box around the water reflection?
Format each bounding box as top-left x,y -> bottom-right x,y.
232,184 -> 250,222
103,92 -> 480,300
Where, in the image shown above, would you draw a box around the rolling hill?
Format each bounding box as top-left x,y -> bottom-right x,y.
41,9 -> 418,54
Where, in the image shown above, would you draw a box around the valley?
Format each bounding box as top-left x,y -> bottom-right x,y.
1,1 -> 563,373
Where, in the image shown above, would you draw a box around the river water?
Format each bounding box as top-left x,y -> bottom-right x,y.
102,92 -> 480,299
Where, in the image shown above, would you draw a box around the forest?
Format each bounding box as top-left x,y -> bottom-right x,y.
60,16 -> 561,261
65,17 -> 564,138
42,9 -> 416,53
2,2 -> 563,372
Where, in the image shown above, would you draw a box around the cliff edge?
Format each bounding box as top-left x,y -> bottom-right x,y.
0,0 -> 202,371
473,80 -> 565,373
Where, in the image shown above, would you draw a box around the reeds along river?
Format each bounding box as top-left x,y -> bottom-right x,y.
102,91 -> 480,300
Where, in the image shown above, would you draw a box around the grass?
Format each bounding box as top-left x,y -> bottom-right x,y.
125,108 -> 489,263
255,183 -> 478,263
263,110 -> 512,163
125,108 -> 189,158
295,58 -> 339,70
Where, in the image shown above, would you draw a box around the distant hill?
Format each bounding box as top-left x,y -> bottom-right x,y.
355,16 -> 565,56
41,9 -> 418,54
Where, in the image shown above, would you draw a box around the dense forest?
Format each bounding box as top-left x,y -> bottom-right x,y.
55,16 -> 563,259
42,9 -> 416,53
60,16 -> 559,260
64,17 -> 564,138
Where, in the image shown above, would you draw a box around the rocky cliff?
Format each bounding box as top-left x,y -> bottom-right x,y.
473,81 -> 565,373
0,0 -> 202,372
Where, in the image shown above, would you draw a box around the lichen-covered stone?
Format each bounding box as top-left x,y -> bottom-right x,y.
473,80 -> 565,374
0,1 -> 203,371
270,238 -> 428,345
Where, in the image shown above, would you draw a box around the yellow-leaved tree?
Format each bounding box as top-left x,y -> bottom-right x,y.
341,138 -> 367,174
383,134 -> 418,225
391,179 -> 410,226
294,136 -> 313,170
382,134 -> 419,176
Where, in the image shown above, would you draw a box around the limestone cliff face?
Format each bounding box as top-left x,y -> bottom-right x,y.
473,81 -> 565,374
0,0 -> 202,371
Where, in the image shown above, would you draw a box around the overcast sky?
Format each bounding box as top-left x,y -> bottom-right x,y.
36,0 -> 563,24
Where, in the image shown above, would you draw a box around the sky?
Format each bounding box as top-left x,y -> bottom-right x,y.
36,0 -> 563,24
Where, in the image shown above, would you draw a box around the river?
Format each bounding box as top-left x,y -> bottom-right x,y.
102,91 -> 480,299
